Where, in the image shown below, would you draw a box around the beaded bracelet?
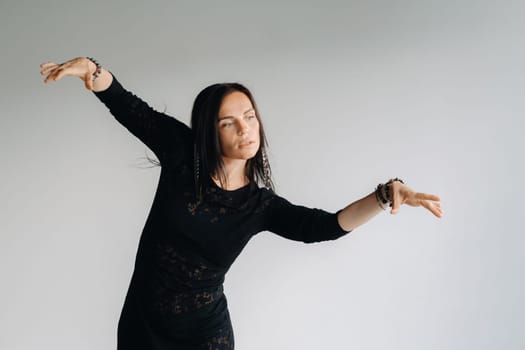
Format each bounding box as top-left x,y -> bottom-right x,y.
386,178 -> 404,207
374,185 -> 382,210
374,183 -> 388,210
375,178 -> 405,209
86,57 -> 102,82
385,181 -> 392,203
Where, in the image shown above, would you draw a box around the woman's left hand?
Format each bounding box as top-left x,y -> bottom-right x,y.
390,182 -> 443,218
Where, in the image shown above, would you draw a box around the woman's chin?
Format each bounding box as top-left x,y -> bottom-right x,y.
222,152 -> 257,161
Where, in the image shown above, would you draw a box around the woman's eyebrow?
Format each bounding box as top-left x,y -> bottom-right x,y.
219,108 -> 255,120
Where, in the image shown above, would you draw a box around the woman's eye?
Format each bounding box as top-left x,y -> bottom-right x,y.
222,122 -> 233,128
247,115 -> 256,120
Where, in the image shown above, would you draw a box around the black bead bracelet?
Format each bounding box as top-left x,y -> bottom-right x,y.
86,57 -> 102,82
375,178 -> 405,210
375,183 -> 388,210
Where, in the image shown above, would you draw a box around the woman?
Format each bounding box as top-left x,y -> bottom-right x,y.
40,57 -> 443,349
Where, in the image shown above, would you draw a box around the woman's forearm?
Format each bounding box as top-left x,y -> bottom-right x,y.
337,192 -> 385,232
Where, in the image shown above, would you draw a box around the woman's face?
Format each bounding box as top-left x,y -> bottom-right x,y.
217,91 -> 260,160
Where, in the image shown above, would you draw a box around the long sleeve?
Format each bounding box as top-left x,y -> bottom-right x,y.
263,192 -> 351,243
93,73 -> 192,164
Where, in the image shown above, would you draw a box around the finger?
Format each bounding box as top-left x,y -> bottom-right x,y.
44,70 -> 59,83
40,62 -> 58,68
40,65 -> 59,75
53,68 -> 68,81
422,200 -> 443,218
84,72 -> 93,90
416,192 -> 440,201
433,205 -> 443,217
43,64 -> 61,81
44,72 -> 54,83
390,186 -> 401,215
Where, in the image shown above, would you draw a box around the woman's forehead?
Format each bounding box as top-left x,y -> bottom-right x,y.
219,92 -> 254,117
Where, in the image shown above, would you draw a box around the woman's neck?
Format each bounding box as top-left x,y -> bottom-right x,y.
212,158 -> 249,190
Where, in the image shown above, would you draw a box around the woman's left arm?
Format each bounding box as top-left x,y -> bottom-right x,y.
337,180 -> 443,232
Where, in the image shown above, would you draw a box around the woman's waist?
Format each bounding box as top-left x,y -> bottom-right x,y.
125,284 -> 230,340
148,283 -> 225,315
132,272 -> 226,315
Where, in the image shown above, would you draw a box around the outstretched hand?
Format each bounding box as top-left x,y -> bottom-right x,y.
390,182 -> 443,218
40,57 -> 97,90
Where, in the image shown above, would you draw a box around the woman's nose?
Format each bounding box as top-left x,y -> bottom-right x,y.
237,120 -> 249,134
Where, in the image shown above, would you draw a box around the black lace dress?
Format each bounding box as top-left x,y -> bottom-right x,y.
94,74 -> 351,350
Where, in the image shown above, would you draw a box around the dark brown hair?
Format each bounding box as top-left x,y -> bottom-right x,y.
191,82 -> 274,194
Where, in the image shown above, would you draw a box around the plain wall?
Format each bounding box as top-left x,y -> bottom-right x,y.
1,0 -> 524,349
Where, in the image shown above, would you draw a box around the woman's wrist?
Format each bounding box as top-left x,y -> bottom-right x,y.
86,57 -> 102,82
374,183 -> 389,210
375,178 -> 405,210
83,57 -> 112,92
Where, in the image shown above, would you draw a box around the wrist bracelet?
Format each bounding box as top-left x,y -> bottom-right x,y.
385,178 -> 405,208
86,57 -> 102,82
384,181 -> 392,203
374,183 -> 388,210
375,178 -> 405,210
374,189 -> 387,210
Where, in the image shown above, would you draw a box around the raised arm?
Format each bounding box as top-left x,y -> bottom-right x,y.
40,57 -> 192,163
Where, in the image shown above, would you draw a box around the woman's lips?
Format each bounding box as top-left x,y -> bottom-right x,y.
239,141 -> 255,148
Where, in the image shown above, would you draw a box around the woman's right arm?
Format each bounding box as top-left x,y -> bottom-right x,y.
40,57 -> 192,163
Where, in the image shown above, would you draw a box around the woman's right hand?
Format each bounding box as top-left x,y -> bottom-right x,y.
40,57 -> 98,90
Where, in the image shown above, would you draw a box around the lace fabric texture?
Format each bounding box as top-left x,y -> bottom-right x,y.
185,184 -> 274,226
151,284 -> 224,315
150,243 -> 225,315
200,325 -> 234,350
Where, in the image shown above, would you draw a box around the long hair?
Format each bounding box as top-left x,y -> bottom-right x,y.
191,82 -> 274,198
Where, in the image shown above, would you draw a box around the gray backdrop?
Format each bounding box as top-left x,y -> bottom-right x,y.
1,0 -> 524,349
